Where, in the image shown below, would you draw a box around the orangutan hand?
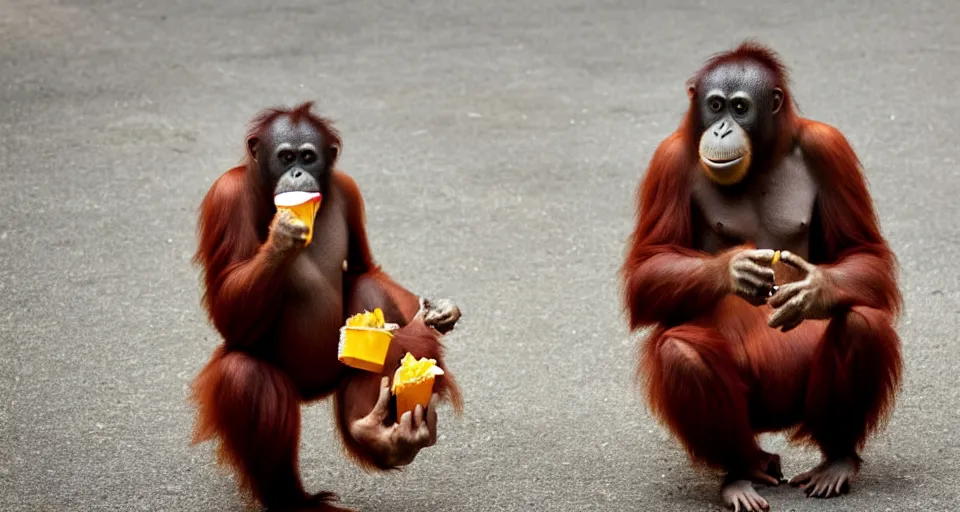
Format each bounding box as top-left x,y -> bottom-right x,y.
727,249 -> 777,306
767,251 -> 836,332
348,377 -> 438,468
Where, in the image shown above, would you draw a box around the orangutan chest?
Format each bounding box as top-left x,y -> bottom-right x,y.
692,152 -> 818,250
285,207 -> 350,296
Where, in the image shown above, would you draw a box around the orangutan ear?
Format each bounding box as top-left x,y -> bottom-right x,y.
326,144 -> 340,166
247,136 -> 260,161
772,88 -> 784,114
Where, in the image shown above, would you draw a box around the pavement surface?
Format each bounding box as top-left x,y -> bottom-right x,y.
2,0 -> 960,510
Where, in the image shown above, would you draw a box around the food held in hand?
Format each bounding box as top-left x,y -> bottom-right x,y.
274,191 -> 322,245
338,308 -> 397,373
764,251 -> 784,295
392,353 -> 445,419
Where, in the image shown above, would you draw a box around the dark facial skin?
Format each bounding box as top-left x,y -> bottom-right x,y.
247,116 -> 340,197
692,62 -> 784,185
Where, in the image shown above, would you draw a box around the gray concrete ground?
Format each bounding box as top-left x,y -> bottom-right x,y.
1,0 -> 959,510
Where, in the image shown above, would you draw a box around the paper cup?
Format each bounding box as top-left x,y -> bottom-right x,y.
274,191 -> 322,245
395,377 -> 436,419
391,353 -> 444,419
337,325 -> 396,373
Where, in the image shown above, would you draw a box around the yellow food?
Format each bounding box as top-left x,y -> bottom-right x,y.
771,250 -> 781,265
345,308 -> 387,328
338,308 -> 395,373
392,353 -> 444,394
392,352 -> 444,419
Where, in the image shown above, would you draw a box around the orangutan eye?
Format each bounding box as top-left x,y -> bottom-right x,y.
709,98 -> 724,113
278,150 -> 296,164
732,99 -> 749,116
300,149 -> 317,164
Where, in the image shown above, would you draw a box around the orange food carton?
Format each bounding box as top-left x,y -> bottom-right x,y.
392,353 -> 445,419
274,191 -> 322,245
